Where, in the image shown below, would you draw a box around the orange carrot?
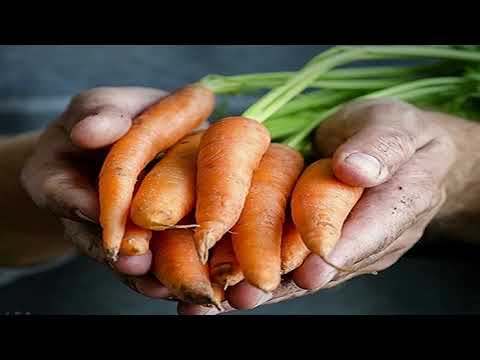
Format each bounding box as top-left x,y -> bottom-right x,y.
119,219 -> 152,256
99,84 -> 214,260
151,228 -> 218,306
280,215 -> 310,275
211,284 -> 225,306
130,131 -> 203,230
291,158 -> 363,260
194,116 -> 271,263
209,234 -> 244,289
232,144 -> 304,292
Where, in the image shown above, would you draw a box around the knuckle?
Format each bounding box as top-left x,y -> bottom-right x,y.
343,98 -> 417,123
68,87 -> 121,113
72,87 -> 118,102
372,128 -> 416,160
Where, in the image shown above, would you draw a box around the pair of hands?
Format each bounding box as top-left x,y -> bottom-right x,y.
21,87 -> 456,314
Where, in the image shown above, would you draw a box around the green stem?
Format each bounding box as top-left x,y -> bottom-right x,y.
283,77 -> 471,149
242,49 -> 373,122
200,62 -> 456,95
264,112 -> 320,139
339,46 -> 480,62
319,61 -> 455,79
360,77 -> 467,99
269,90 -> 360,118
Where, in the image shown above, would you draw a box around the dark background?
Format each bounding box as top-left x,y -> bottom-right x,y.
0,45 -> 479,315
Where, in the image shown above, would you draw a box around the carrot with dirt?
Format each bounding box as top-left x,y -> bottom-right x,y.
192,45 -> 480,274
291,158 -> 363,264
119,220 -> 152,256
130,131 -> 203,230
231,144 -> 304,292
99,84 -> 214,260
209,234 -> 244,289
117,168 -> 152,256
151,227 -> 219,307
281,214 -> 310,275
194,50 -> 360,264
194,116 -> 271,263
211,284 -> 226,306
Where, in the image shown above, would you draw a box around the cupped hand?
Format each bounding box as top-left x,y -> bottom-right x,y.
20,86 -> 199,299
179,99 -> 456,315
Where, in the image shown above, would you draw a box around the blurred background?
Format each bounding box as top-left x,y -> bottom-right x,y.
0,45 -> 479,315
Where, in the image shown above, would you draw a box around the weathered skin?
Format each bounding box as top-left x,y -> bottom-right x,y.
7,87 -> 480,312
180,99 -> 480,315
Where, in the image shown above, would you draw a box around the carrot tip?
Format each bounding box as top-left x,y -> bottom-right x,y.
196,232 -> 216,264
105,248 -> 119,262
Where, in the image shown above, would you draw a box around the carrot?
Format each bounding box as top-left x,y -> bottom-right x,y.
130,131 -> 203,230
209,234 -> 244,289
151,228 -> 219,306
232,144 -> 304,292
291,158 -> 363,261
194,116 -> 271,263
211,284 -> 225,306
99,84 -> 214,260
119,219 -> 152,256
280,215 -> 310,275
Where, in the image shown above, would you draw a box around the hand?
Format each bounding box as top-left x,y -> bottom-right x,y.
179,99 -> 457,315
21,86 -> 203,299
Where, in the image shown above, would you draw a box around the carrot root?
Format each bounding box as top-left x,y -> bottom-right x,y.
151,228 -> 218,306
130,131 -> 204,231
291,158 -> 363,268
99,84 -> 214,261
209,235 -> 244,289
232,144 -> 304,292
119,220 -> 152,256
280,215 -> 310,275
194,116 -> 271,264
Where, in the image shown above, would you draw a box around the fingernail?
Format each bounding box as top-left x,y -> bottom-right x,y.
344,153 -> 381,179
135,278 -> 170,299
254,291 -> 273,307
74,209 -> 98,224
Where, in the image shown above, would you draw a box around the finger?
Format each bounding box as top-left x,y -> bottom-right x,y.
329,186 -> 446,286
294,136 -> 455,290
181,279 -> 308,314
316,100 -> 446,187
326,245 -> 408,289
115,272 -> 171,299
62,218 -> 105,263
114,250 -> 152,276
225,280 -> 273,310
65,87 -> 167,149
133,275 -> 171,299
261,278 -> 309,306
177,302 -> 233,316
21,124 -> 100,222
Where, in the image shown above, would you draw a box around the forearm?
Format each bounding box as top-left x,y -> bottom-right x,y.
0,132 -> 72,267
426,111 -> 480,244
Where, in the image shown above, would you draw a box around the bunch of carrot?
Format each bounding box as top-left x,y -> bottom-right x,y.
97,46 -> 480,307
